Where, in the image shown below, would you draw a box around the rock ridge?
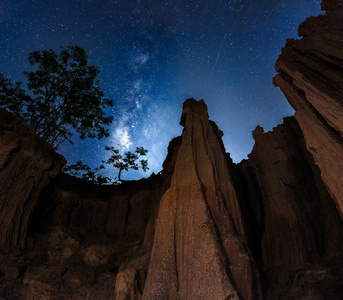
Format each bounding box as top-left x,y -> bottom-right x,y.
273,0 -> 343,220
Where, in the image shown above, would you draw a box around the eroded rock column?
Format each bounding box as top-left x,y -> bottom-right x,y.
273,0 -> 343,219
143,99 -> 261,300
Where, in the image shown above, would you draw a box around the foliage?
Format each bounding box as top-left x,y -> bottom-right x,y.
103,146 -> 149,181
63,161 -> 111,185
0,45 -> 113,148
63,146 -> 149,184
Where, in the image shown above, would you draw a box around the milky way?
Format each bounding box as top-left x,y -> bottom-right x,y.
0,0 -> 322,180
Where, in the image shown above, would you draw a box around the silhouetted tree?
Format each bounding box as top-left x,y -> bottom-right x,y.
63,161 -> 111,185
0,45 -> 113,148
103,146 -> 149,181
63,147 -> 149,184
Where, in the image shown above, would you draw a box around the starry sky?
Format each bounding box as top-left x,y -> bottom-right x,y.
0,0 -> 322,180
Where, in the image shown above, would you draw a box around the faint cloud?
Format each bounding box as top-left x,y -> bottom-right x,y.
110,115 -> 133,151
127,79 -> 151,110
114,126 -> 132,150
138,102 -> 182,174
136,100 -> 141,109
131,50 -> 149,69
129,48 -> 150,77
136,53 -> 149,65
132,79 -> 142,91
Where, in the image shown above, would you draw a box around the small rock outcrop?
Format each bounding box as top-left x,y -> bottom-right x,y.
0,109 -> 66,250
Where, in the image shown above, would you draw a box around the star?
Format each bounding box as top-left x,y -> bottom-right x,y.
0,0 -> 323,179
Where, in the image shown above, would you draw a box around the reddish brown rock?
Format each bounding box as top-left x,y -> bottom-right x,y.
252,119 -> 343,268
273,0 -> 343,220
47,226 -> 80,264
0,109 -> 66,250
1,2 -> 343,298
33,173 -> 163,242
143,99 -> 261,300
236,125 -> 343,299
114,267 -> 142,300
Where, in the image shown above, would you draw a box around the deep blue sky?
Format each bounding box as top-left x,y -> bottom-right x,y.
0,0 -> 322,180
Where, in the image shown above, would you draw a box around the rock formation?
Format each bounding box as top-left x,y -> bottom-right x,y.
0,109 -> 65,250
241,1 -> 343,296
33,173 -> 163,242
273,0 -> 343,219
143,99 -> 261,299
236,118 -> 343,298
0,0 -> 343,298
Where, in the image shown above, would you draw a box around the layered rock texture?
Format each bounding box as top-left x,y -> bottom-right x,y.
143,99 -> 261,299
1,1 -> 343,299
0,109 -> 66,250
236,118 -> 343,298
273,0 -> 343,219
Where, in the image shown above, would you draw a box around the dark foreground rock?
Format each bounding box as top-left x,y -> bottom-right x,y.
236,117 -> 343,299
0,109 -> 66,250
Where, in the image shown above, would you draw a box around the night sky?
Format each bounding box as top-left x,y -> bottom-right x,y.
1,0 -> 322,180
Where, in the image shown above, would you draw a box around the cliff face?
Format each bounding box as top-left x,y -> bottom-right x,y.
0,109 -> 66,250
0,110 -> 166,298
1,1 -> 343,299
236,117 -> 343,298
32,173 -> 163,242
273,0 -> 343,219
238,1 -> 343,296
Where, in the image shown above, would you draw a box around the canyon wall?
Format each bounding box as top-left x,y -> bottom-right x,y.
236,118 -> 343,298
0,0 -> 343,299
0,109 -> 168,299
240,1 -> 343,296
0,109 -> 66,250
273,0 -> 343,219
33,173 -> 163,242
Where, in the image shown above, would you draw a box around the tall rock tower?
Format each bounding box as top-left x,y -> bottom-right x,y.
143,99 -> 261,299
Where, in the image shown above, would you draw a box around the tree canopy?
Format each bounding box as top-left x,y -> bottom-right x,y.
63,146 -> 149,183
103,146 -> 149,181
63,160 -> 111,185
0,45 -> 113,148
1,45 -> 149,184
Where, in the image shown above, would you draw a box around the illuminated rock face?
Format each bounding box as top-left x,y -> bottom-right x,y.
143,99 -> 261,300
273,0 -> 343,220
